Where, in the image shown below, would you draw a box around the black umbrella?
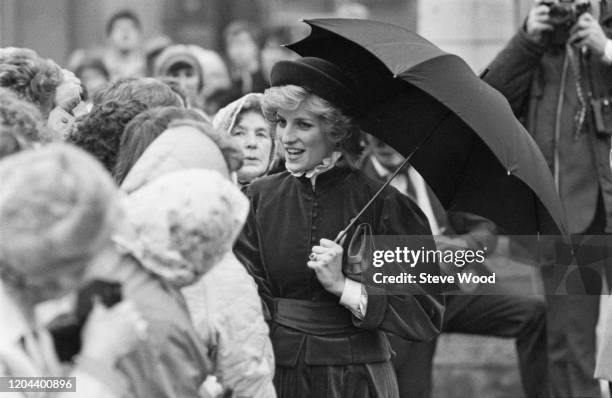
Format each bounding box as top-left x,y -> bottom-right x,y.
288,18 -> 568,238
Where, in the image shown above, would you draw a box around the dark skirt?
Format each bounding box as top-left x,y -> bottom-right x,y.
274,351 -> 399,398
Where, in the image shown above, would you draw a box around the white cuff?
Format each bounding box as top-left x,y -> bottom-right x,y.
603,39 -> 612,65
339,279 -> 368,319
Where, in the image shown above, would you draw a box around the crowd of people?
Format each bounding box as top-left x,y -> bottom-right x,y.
3,1 -> 612,397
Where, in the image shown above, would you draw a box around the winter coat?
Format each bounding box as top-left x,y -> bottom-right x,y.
120,124 -> 276,397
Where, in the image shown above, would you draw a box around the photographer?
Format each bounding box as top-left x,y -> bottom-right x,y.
485,1 -> 612,396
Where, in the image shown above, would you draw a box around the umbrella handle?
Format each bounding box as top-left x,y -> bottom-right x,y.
334,228 -> 350,244
333,124 -> 442,245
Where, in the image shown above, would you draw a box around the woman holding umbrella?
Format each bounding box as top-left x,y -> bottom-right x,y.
235,57 -> 444,398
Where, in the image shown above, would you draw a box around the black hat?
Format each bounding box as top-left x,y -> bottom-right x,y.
270,57 -> 359,116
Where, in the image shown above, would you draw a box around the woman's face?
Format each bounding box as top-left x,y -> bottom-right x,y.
230,110 -> 272,182
276,102 -> 335,172
169,65 -> 200,98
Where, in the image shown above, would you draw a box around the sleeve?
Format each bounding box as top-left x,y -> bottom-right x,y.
212,277 -> 276,398
483,23 -> 546,117
339,278 -> 367,319
233,190 -> 275,322
350,193 -> 445,342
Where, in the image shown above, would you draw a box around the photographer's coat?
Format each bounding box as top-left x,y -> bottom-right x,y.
485,3 -> 612,234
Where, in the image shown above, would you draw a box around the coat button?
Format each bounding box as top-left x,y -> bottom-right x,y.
311,296 -> 318,302
313,202 -> 319,208
312,225 -> 317,232
312,211 -> 318,218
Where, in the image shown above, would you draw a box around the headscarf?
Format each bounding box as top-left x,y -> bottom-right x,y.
116,169 -> 248,287
189,46 -> 231,98
213,93 -> 276,177
0,144 -> 120,283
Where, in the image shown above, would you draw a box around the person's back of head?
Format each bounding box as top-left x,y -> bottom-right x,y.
120,118 -> 243,193
0,47 -> 63,117
68,99 -> 148,172
114,106 -> 208,183
0,143 -> 120,300
93,77 -> 183,108
0,88 -> 51,158
71,78 -> 184,172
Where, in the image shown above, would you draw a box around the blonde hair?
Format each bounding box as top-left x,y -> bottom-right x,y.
261,85 -> 362,162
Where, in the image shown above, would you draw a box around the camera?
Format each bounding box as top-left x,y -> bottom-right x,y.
543,0 -> 591,45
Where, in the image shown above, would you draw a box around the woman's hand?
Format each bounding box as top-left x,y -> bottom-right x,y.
308,238 -> 347,297
80,299 -> 147,368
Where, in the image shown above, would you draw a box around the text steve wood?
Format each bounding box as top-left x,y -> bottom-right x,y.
372,272 -> 496,285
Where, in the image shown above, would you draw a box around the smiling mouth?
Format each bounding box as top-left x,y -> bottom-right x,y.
285,148 -> 305,159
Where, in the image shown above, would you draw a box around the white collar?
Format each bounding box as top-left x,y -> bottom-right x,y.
288,151 -> 342,186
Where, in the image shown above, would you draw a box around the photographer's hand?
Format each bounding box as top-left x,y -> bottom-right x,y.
526,1 -> 553,44
570,13 -> 608,56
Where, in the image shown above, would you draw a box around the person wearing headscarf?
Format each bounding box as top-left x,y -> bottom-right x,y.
0,144 -> 144,398
154,45 -> 206,110
189,46 -> 232,115
234,57 -> 445,397
213,93 -> 276,187
119,120 -> 276,397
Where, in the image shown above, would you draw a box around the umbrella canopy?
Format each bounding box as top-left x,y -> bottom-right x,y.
288,18 -> 568,237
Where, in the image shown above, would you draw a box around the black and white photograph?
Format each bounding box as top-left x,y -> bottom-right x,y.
0,0 -> 612,397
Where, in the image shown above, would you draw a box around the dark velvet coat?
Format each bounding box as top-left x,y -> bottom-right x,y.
235,164 -> 445,394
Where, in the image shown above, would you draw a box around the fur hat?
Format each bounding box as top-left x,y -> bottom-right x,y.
116,169 -> 248,287
0,144 -> 120,280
